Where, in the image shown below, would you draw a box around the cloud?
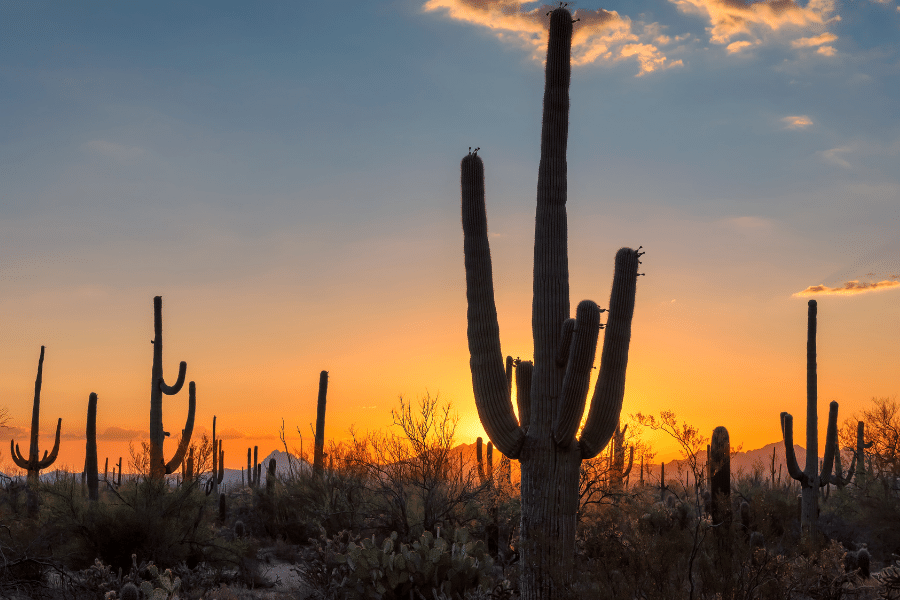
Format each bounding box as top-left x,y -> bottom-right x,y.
816,45 -> 836,56
792,280 -> 900,296
98,426 -> 143,441
422,1 -> 678,76
218,428 -> 246,440
726,40 -> 755,53
669,0 -> 839,50
818,146 -> 852,168
791,32 -> 837,47
782,115 -> 813,129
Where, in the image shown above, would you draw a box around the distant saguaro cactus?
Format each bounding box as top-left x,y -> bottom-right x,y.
314,370 -> 328,476
211,416 -> 224,494
853,421 -> 873,489
85,393 -> 99,501
610,423 -> 634,490
459,9 -> 643,595
266,458 -> 277,494
149,296 -> 196,480
781,299 -> 838,546
11,346 -> 62,511
709,426 -> 731,525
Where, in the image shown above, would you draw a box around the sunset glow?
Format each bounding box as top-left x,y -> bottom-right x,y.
1,1 -> 898,474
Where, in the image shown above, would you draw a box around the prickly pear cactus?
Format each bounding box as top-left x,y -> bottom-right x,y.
139,564 -> 181,600
332,529 -> 497,599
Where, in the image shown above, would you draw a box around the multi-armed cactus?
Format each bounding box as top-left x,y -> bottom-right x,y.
609,423 -> 634,490
149,296 -> 196,480
459,8 -> 642,596
11,346 -> 62,491
781,299 -> 838,545
209,416 -> 224,494
314,370 -> 328,476
85,393 -> 99,501
709,426 -> 731,525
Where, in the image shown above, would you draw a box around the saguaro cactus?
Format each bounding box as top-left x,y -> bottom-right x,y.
210,416 -> 224,494
149,296 -> 196,480
781,299 -> 838,545
11,346 -> 62,490
610,423 -> 634,490
85,393 -> 99,501
314,370 -> 328,476
709,426 -> 731,525
459,8 -> 642,597
853,421 -> 873,489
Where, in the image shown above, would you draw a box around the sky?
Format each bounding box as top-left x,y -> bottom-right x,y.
1,0 -> 898,472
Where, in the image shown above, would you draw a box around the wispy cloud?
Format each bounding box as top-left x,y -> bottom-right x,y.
818,146 -> 852,168
422,1 -> 679,75
782,115 -> 813,129
669,0 -> 839,51
792,279 -> 900,296
98,426 -> 143,441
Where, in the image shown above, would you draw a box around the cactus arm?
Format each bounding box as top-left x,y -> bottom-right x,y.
553,300 -> 601,447
461,153 -> 525,458
35,418 -> 62,470
164,382 -> 196,474
160,362 -> 187,395
10,441 -> 29,469
780,412 -> 808,485
505,356 -> 514,392
515,360 -> 533,430
555,318 -> 575,368
578,248 -> 641,459
818,401 -> 838,487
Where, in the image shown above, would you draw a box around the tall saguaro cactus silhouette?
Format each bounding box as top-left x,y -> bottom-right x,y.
11,346 -> 62,514
85,393 -> 99,501
781,299 -> 838,545
149,296 -> 196,480
459,8 -> 642,597
314,370 -> 328,476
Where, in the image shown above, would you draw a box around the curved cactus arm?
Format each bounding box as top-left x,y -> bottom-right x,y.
780,412 -> 808,485
461,153 -> 525,458
35,418 -> 62,470
579,248 -> 641,459
555,318 -> 575,368
164,382 -> 196,474
515,360 -> 533,430
553,300 -> 601,447
10,440 -> 29,469
818,401 -> 839,488
160,361 -> 187,395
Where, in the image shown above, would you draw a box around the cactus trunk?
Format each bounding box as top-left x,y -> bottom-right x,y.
85,393 -> 99,501
314,370 -> 328,476
709,426 -> 730,525
459,9 -> 642,597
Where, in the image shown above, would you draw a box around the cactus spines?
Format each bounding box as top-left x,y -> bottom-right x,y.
85,393 -> 99,501
781,299 -> 838,545
149,296 -> 196,479
710,426 -> 731,525
460,9 -> 642,596
11,346 -> 62,491
314,370 -> 328,476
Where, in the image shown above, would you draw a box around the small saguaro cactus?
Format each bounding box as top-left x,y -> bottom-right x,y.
460,8 -> 643,595
781,299 -> 838,546
149,296 -> 196,480
709,426 -> 731,525
610,423 -> 634,490
314,370 -> 328,476
853,421 -> 873,489
266,458 -> 277,494
85,393 -> 99,501
211,415 -> 222,494
11,346 -> 62,492
116,457 -> 122,487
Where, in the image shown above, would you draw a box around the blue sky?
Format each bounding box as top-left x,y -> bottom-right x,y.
1,0 -> 898,465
